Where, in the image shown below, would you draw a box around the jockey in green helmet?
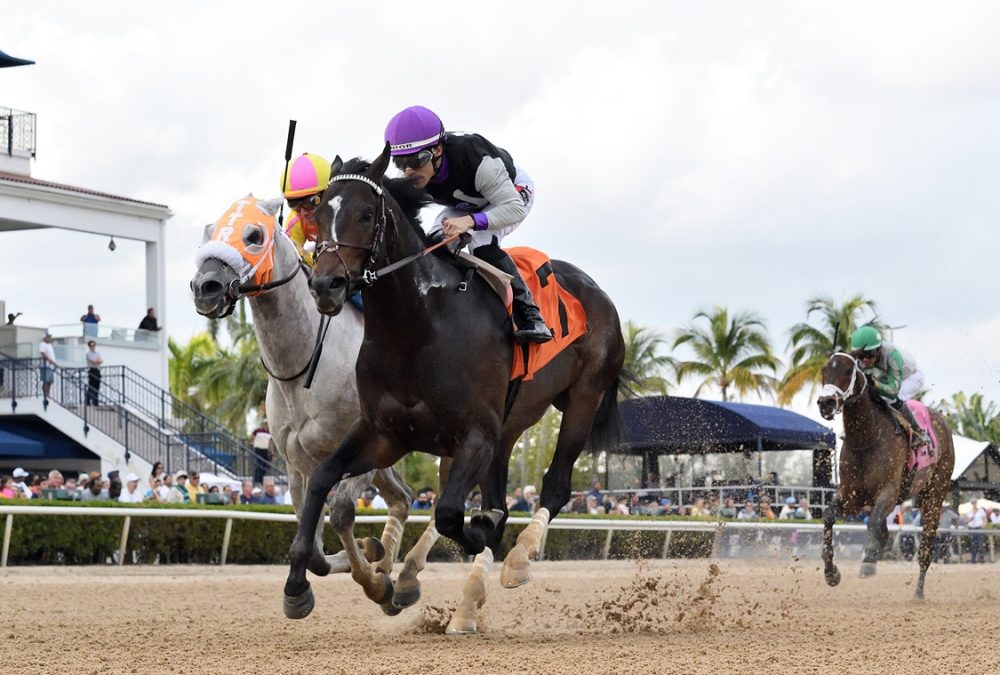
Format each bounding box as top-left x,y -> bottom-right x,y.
850,325 -> 930,448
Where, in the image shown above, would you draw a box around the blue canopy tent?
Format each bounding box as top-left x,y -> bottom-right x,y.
614,396 -> 837,488
0,428 -> 45,456
0,49 -> 35,68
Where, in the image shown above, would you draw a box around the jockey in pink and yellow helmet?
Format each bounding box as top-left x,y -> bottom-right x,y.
279,152 -> 330,264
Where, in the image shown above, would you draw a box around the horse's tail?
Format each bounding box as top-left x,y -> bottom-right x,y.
586,375 -> 627,456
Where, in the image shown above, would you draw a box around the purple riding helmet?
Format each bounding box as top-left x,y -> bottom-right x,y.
385,106 -> 444,156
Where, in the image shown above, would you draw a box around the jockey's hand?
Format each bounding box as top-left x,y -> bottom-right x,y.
441,215 -> 475,237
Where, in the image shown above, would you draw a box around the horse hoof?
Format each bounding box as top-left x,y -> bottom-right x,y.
858,562 -> 878,578
825,568 -> 841,587
392,584 -> 421,609
283,588 -> 315,620
380,600 -> 404,616
367,572 -> 394,606
325,551 -> 352,575
445,613 -> 478,635
500,546 -> 531,588
913,591 -> 925,602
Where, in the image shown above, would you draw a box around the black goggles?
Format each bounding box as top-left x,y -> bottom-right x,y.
392,149 -> 435,171
288,193 -> 322,211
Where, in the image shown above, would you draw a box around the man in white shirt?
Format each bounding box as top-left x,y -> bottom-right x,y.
38,333 -> 56,403
966,499 -> 988,563
118,473 -> 145,503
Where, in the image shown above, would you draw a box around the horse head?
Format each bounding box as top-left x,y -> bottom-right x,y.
191,195 -> 287,318
310,147 -> 393,316
817,352 -> 867,420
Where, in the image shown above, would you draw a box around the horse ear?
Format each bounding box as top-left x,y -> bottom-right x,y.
330,155 -> 343,177
257,198 -> 283,217
369,142 -> 391,181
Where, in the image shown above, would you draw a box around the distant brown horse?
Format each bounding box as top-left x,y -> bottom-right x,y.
817,352 -> 955,600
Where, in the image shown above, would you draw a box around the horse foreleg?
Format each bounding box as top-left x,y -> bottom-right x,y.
370,467 -> 411,577
822,496 -> 841,587
445,547 -> 494,635
501,508 -> 550,588
393,457 -> 450,609
860,489 -> 896,578
288,467 -> 333,576
325,473 -> 386,575
283,427 -> 375,619
328,483 -> 394,611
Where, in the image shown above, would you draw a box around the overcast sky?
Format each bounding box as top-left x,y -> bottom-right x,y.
3,1 -> 999,416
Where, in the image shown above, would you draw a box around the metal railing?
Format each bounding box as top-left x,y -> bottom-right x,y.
0,106 -> 36,158
0,357 -> 285,480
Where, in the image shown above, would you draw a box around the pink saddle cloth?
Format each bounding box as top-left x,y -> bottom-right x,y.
906,400 -> 939,472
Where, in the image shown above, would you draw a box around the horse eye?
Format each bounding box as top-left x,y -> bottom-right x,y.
243,225 -> 264,246
361,208 -> 374,221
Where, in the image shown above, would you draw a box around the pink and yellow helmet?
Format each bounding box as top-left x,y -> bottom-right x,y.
279,152 -> 331,200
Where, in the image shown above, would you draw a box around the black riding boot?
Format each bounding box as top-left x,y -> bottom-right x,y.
473,244 -> 553,344
891,399 -> 931,448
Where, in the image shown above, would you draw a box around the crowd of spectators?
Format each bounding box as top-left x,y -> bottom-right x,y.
0,463 -> 292,507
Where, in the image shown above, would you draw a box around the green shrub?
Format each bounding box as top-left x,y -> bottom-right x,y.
1,502 -> 715,565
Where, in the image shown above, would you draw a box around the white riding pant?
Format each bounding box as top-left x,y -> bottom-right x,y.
429,167 -> 534,252
898,370 -> 925,401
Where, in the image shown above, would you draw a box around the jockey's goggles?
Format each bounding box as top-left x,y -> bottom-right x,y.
392,148 -> 435,171
859,349 -> 878,360
288,193 -> 322,211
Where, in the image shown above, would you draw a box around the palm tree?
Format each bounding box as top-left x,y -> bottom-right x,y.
778,294 -> 880,405
621,321 -> 674,398
937,392 -> 1000,446
672,307 -> 780,401
168,332 -> 223,410
199,320 -> 267,436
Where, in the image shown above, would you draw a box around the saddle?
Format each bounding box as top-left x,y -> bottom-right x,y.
887,401 -> 939,472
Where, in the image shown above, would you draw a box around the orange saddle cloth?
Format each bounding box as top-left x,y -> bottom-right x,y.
505,246 -> 588,382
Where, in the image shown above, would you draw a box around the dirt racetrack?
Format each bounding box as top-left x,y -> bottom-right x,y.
3,558 -> 996,675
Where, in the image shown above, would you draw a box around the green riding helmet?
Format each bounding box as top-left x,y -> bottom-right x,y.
850,325 -> 882,352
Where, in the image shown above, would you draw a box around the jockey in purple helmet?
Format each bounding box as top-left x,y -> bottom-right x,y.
385,105 -> 552,344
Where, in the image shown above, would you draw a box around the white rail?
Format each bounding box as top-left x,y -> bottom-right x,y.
1,505 -> 995,567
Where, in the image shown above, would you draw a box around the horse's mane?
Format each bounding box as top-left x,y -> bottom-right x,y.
340,158 -> 433,244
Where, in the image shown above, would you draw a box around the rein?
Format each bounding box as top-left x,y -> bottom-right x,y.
315,173 -> 461,288
819,352 -> 868,416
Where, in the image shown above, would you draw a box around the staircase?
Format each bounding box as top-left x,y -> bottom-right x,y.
0,356 -> 286,481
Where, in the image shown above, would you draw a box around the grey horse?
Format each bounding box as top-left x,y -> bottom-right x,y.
190,195 -> 419,610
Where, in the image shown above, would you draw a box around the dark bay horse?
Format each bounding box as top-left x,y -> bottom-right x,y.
817,352 -> 955,600
283,148 -> 625,633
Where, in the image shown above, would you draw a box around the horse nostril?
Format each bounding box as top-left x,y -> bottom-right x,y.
328,277 -> 346,291
199,279 -> 223,296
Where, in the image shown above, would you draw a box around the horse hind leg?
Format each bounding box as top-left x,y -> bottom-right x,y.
914,477 -> 949,600
822,496 -> 841,587
502,397 -> 593,588
445,547 -> 494,635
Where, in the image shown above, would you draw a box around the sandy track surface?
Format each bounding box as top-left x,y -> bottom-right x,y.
2,558 -> 995,674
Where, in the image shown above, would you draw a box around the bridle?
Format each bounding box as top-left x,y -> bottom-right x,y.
314,173 -> 461,290
314,173 -> 390,290
818,352 -> 868,416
